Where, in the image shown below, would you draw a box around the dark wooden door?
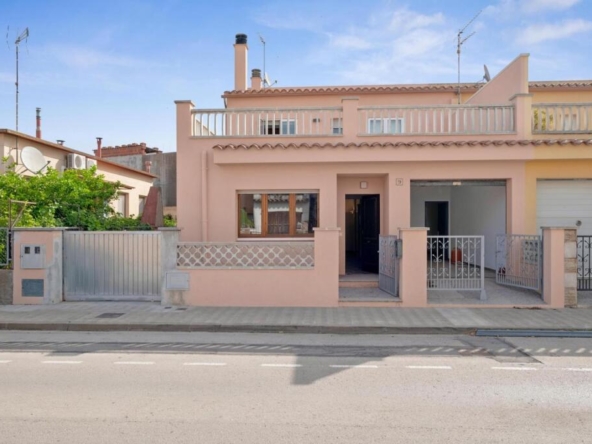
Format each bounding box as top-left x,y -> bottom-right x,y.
359,195 -> 380,273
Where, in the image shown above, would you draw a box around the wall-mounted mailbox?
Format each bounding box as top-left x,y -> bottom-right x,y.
165,271 -> 190,291
20,244 -> 46,269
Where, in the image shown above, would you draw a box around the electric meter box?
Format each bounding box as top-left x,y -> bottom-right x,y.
20,244 -> 46,269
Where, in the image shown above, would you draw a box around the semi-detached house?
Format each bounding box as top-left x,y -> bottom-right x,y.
173,34 -> 592,308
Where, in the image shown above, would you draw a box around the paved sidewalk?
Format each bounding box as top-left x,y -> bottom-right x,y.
1,302 -> 592,333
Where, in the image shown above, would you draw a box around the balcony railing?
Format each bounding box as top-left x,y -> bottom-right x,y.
358,105 -> 515,135
532,103 -> 592,134
192,107 -> 343,137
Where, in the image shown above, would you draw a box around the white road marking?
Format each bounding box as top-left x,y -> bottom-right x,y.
183,362 -> 227,366
261,363 -> 302,368
329,364 -> 378,369
114,361 -> 154,365
491,367 -> 537,371
0,360 -> 12,364
564,368 -> 592,372
42,360 -> 82,365
406,365 -> 452,370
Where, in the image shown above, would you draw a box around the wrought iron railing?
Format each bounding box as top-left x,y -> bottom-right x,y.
177,242 -> 314,269
495,234 -> 542,293
378,235 -> 399,297
577,235 -> 592,291
532,103 -> 592,134
358,105 -> 515,135
427,236 -> 486,299
191,107 -> 343,137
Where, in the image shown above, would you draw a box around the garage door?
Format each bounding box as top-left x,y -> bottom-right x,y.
537,180 -> 592,235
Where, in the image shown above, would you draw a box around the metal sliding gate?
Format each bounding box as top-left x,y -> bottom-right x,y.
64,231 -> 162,301
495,234 -> 542,293
427,236 -> 486,300
378,235 -> 399,297
577,236 -> 592,291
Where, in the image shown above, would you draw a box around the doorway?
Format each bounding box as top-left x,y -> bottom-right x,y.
345,194 -> 380,274
425,201 -> 449,236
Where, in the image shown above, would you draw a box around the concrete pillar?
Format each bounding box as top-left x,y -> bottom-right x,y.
388,174 -> 410,234
174,100 -> 194,144
510,93 -> 533,140
341,97 -> 359,140
313,228 -> 340,306
159,228 -> 182,306
398,228 -> 428,307
542,227 -> 577,308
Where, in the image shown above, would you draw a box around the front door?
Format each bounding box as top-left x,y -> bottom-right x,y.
359,195 -> 380,273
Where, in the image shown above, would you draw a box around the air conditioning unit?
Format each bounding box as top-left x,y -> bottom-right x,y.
67,153 -> 86,170
86,158 -> 98,169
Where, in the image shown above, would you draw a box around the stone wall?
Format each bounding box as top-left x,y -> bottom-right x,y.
564,229 -> 578,307
0,269 -> 13,305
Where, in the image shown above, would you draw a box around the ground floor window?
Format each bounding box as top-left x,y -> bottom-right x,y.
238,192 -> 319,237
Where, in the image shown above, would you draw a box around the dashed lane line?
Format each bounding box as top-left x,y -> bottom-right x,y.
42,360 -> 82,365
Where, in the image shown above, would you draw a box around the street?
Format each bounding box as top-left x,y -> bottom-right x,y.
0,331 -> 591,443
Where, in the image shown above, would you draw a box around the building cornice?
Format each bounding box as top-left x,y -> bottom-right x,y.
213,139 -> 592,150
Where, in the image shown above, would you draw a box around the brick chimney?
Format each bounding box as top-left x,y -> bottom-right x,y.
36,108 -> 42,138
234,33 -> 248,91
96,142 -> 148,158
96,137 -> 102,158
251,69 -> 262,90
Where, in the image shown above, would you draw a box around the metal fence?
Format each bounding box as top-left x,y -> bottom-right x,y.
177,242 -> 314,269
427,236 -> 486,300
378,235 -> 399,297
63,231 -> 162,301
0,228 -> 9,267
495,234 -> 542,292
577,236 -> 592,291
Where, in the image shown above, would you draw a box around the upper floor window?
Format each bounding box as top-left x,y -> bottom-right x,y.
238,192 -> 319,238
260,119 -> 296,135
332,117 -> 343,135
367,118 -> 404,134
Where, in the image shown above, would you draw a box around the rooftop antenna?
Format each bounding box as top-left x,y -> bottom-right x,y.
8,27 -> 29,164
456,11 -> 481,104
258,33 -> 267,88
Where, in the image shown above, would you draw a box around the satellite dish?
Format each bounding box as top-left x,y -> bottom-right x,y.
21,146 -> 49,174
264,73 -> 271,87
483,65 -> 491,82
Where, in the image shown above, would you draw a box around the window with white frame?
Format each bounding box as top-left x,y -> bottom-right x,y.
332,117 -> 343,135
367,118 -> 404,134
259,119 -> 296,135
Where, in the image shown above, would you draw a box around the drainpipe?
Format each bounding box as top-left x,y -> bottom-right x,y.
35,108 -> 42,138
201,151 -> 208,241
96,137 -> 102,158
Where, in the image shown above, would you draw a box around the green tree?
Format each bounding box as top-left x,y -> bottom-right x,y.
0,163 -> 150,230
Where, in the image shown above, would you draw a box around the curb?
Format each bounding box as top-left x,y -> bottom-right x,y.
0,322 -> 476,335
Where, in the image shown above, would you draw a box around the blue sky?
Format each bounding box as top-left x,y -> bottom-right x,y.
1,0 -> 591,153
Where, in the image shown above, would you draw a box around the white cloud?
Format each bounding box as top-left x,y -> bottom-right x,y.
521,0 -> 580,13
46,44 -> 147,70
388,9 -> 445,31
327,33 -> 371,50
519,19 -> 592,44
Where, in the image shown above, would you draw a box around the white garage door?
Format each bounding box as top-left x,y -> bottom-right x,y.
537,180 -> 592,235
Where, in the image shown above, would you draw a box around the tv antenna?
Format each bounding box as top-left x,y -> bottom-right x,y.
456,11 -> 481,104
7,27 -> 29,164
258,33 -> 277,87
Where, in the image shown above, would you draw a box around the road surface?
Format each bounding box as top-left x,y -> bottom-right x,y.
0,331 -> 591,443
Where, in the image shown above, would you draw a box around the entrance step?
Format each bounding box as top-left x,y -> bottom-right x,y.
339,280 -> 379,288
339,274 -> 379,288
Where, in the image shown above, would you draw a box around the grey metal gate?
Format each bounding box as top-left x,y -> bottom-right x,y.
427,236 -> 486,300
378,235 -> 399,296
495,234 -> 542,293
577,236 -> 592,291
64,231 -> 162,301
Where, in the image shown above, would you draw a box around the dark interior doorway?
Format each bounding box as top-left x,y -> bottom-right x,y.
425,201 -> 449,236
345,194 -> 380,274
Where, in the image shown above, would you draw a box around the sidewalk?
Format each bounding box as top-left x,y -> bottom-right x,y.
1,302 -> 592,334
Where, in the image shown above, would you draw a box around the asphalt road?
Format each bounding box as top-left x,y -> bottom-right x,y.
0,331 -> 591,444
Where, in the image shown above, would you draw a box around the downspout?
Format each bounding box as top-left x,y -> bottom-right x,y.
201,151 -> 208,241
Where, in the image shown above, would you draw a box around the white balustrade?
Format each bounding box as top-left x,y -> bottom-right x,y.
532,103 -> 592,134
358,105 -> 515,135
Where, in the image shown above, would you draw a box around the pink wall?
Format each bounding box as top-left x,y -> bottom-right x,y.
467,54 -> 529,105
177,229 -> 339,307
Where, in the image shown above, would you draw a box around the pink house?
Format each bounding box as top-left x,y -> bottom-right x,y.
174,34 -> 592,308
